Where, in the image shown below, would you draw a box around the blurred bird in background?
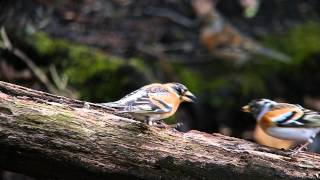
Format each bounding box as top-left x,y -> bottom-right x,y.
192,0 -> 290,64
102,83 -> 196,127
242,99 -> 320,155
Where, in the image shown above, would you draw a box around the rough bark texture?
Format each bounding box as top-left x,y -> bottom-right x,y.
0,81 -> 319,180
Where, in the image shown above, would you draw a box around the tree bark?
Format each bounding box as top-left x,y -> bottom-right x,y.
0,81 -> 319,180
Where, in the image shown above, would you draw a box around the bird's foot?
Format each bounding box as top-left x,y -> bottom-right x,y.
289,142 -> 310,157
144,119 -> 179,130
153,120 -> 171,129
172,122 -> 187,132
144,119 -> 166,128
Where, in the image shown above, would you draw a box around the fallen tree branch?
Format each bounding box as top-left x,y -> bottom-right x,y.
0,81 -> 319,180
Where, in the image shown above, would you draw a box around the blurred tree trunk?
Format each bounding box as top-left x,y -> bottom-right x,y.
0,81 -> 319,180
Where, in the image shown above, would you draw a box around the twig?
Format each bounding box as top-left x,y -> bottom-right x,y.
144,7 -> 194,28
0,27 -> 13,50
49,64 -> 68,91
0,27 -> 58,94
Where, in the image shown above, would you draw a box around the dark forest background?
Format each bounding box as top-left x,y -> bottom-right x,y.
0,0 -> 320,179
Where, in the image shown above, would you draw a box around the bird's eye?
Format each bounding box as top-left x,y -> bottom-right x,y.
176,86 -> 185,94
179,89 -> 185,95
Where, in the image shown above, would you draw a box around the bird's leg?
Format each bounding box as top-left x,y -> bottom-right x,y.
290,135 -> 316,156
144,118 -> 153,126
144,117 -> 164,128
153,120 -> 171,129
290,141 -> 311,156
144,118 -> 170,129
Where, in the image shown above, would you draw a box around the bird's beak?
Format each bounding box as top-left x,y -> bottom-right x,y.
242,105 -> 250,113
182,91 -> 196,102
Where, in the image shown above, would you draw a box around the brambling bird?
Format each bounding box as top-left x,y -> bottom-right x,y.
242,99 -> 320,155
192,0 -> 290,63
102,83 -> 196,126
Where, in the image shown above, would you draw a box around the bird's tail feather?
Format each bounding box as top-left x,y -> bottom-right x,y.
302,111 -> 320,127
101,102 -> 126,110
255,46 -> 291,63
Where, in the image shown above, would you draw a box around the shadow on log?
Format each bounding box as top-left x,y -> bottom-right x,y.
0,81 -> 319,180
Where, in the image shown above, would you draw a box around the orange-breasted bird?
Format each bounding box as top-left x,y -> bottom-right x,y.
102,83 -> 196,126
192,0 -> 290,64
242,99 -> 320,154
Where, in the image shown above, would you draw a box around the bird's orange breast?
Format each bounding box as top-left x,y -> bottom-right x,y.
259,116 -> 274,130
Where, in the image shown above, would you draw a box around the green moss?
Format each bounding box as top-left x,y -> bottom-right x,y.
25,32 -> 148,101
31,32 -> 55,55
129,58 -> 156,82
178,68 -> 204,94
27,32 -> 124,82
238,72 -> 266,96
1,100 -> 91,136
264,21 -> 320,65
164,116 -> 176,125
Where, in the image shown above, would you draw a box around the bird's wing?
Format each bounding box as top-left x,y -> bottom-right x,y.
101,88 -> 145,108
120,94 -> 173,114
266,103 -> 320,128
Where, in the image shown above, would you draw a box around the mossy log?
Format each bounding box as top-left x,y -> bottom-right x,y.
0,81 -> 319,180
